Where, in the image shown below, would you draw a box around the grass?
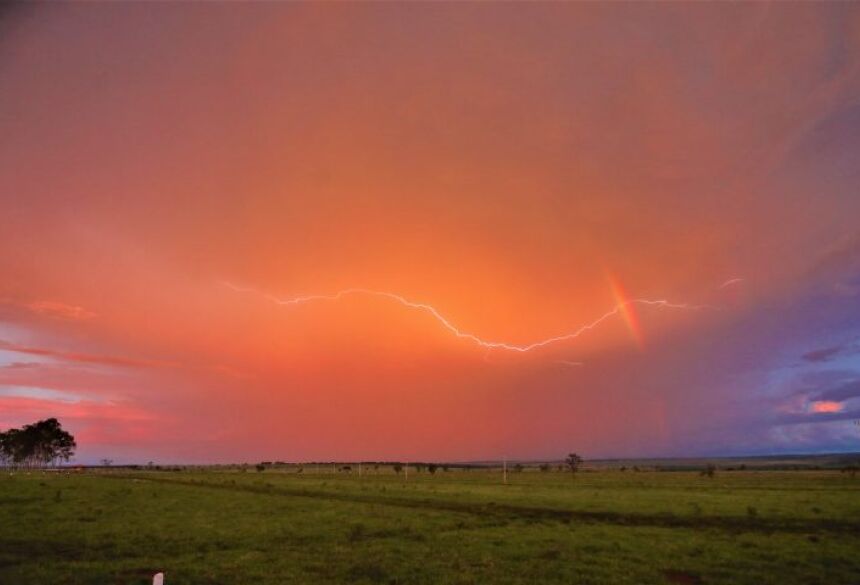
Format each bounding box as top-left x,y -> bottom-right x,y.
1,467 -> 858,584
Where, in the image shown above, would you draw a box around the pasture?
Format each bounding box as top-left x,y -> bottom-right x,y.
1,466 -> 858,584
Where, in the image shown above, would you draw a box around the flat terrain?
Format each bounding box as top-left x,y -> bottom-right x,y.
1,467 -> 859,584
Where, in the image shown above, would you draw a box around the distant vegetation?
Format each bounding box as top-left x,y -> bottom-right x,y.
0,418 -> 75,469
565,452 -> 583,474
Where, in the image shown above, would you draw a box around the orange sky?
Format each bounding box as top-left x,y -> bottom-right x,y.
1,3 -> 859,462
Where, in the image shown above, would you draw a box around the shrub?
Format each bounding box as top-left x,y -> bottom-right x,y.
565,453 -> 583,473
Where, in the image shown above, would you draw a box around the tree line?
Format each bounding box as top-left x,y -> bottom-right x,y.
0,418 -> 76,468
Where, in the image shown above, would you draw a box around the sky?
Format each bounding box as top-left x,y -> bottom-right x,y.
1,3 -> 859,464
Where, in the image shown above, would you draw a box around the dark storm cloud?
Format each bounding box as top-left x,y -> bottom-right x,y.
812,379 -> 860,403
775,408 -> 860,426
802,346 -> 843,363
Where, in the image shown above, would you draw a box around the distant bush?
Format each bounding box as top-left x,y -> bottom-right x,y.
565,453 -> 583,474
255,464 -> 266,473
428,463 -> 438,474
514,463 -> 524,473
393,463 -> 403,474
539,463 -> 551,473
701,464 -> 716,478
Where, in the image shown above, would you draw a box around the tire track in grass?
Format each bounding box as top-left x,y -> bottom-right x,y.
103,474 -> 860,536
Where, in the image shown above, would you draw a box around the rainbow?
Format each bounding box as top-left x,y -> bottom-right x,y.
607,273 -> 645,348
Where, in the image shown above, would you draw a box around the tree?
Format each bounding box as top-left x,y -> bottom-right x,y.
539,463 -> 551,473
0,418 -> 76,468
565,453 -> 583,474
701,463 -> 716,478
428,463 -> 438,474
393,463 -> 403,474
513,463 -> 524,473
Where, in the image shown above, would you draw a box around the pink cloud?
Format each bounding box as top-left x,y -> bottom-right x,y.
0,340 -> 179,369
23,300 -> 96,320
0,395 -> 161,459
809,400 -> 844,414
0,297 -> 96,321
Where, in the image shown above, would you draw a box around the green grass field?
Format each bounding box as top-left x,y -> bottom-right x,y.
1,467 -> 858,584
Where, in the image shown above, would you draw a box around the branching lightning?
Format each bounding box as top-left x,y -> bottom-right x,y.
221,281 -> 711,353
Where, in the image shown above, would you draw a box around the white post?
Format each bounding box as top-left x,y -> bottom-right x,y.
153,573 -> 164,585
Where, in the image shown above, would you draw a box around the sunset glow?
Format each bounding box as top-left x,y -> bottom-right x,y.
1,2 -> 859,463
810,401 -> 844,414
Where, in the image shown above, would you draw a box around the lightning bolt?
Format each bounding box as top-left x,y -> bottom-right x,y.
221,281 -> 711,353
